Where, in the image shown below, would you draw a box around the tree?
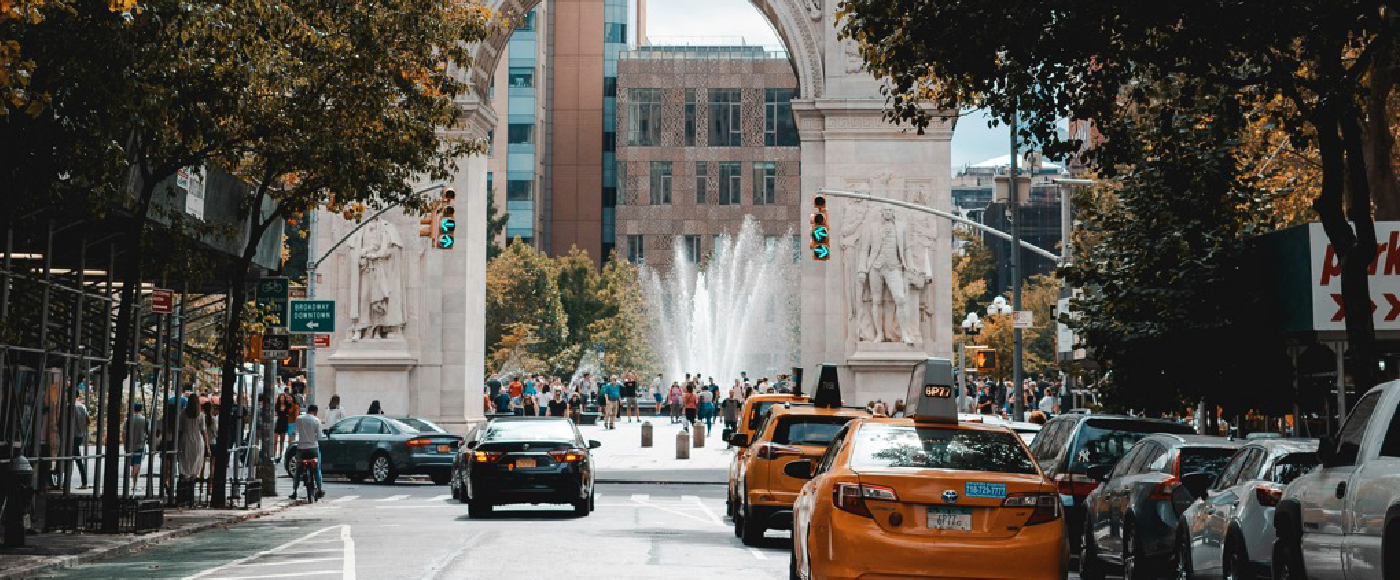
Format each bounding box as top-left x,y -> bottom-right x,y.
486,239 -> 570,374
589,254 -> 657,375
554,246 -> 610,356
485,191 -> 509,261
951,230 -> 992,336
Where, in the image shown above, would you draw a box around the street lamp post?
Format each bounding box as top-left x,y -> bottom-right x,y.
1009,108 -> 1025,423
988,296 -> 1012,412
960,312 -> 983,411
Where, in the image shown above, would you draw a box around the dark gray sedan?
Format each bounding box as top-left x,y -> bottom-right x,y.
284,415 -> 462,484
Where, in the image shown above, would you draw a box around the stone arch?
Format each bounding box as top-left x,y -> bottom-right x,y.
467,0 -> 825,105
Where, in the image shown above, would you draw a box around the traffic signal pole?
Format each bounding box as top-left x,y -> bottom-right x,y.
1010,108 -> 1024,422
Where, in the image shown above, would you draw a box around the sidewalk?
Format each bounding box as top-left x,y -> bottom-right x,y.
579,414 -> 733,484
0,498 -> 291,579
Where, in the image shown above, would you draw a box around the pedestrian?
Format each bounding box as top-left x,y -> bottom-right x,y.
548,391 -> 568,417
275,388 -> 294,456
289,404 -> 325,500
652,373 -> 665,414
70,395 -> 90,489
892,399 -> 906,418
203,399 -> 220,479
567,389 -> 583,423
123,402 -> 149,490
521,390 -> 539,416
178,395 -> 208,482
668,382 -> 683,424
325,395 -> 346,427
623,372 -> 639,423
367,400 -> 383,415
720,395 -> 740,436
697,382 -> 715,431
682,385 -> 698,430
1038,389 -> 1058,420
602,376 -> 621,429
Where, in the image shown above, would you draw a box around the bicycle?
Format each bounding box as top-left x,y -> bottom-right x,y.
291,450 -> 322,502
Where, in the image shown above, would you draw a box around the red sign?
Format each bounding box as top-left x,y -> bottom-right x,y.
313,334 -> 331,349
150,289 -> 174,314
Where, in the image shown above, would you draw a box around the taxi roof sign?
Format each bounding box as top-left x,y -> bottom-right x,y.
812,364 -> 841,408
906,357 -> 958,423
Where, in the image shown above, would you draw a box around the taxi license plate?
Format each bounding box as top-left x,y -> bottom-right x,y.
927,507 -> 973,531
437,444 -> 451,453
515,458 -> 537,468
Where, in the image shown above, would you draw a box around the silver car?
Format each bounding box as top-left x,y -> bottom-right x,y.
1174,439 -> 1319,579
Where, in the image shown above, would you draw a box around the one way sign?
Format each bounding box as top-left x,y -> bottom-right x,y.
289,300 -> 335,333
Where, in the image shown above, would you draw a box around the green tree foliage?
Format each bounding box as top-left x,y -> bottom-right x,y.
589,254 -> 658,376
486,239 -> 570,375
486,193 -> 509,260
555,246 -> 610,349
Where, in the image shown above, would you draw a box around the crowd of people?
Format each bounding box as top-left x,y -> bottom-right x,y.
958,375 -> 1068,423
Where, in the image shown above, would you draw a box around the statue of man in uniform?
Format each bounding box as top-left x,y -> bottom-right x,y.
348,218 -> 406,341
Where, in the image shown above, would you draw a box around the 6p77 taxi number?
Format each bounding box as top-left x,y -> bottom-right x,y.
923,385 -> 953,398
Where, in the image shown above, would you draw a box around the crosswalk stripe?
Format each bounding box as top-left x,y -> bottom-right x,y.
681,495 -> 699,501
430,494 -> 451,501
630,494 -> 649,501
377,495 -> 409,502
331,495 -> 358,503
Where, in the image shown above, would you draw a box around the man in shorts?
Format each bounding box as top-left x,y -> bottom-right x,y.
622,372 -> 639,423
124,403 -> 149,489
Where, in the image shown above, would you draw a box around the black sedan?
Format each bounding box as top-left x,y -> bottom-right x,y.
284,415 -> 462,485
450,417 -> 600,518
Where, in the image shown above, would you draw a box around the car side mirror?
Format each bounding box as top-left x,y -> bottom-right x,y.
589,440 -> 602,449
721,428 -> 734,441
1180,471 -> 1213,500
729,433 -> 750,447
1086,464 -> 1111,483
784,460 -> 814,480
466,440 -> 478,449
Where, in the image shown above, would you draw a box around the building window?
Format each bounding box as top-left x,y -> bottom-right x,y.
604,22 -> 627,43
708,89 -> 742,146
753,162 -> 776,205
486,130 -> 494,157
508,179 -> 533,201
627,88 -> 663,146
508,123 -> 534,145
627,235 -> 644,264
603,77 -> 617,98
718,161 -> 742,205
684,89 -> 697,146
711,234 -> 724,257
508,67 -> 533,89
765,88 -> 798,147
695,162 -> 707,204
684,235 -> 701,263
650,161 -> 672,205
487,172 -> 494,196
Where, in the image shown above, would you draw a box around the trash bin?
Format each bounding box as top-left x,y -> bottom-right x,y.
641,422 -> 653,448
3,455 -> 35,547
675,430 -> 690,460
693,422 -> 705,448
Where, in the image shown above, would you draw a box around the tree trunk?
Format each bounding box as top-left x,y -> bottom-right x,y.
1363,29 -> 1399,220
1340,109 -> 1381,392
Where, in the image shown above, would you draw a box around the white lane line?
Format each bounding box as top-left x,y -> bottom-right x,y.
681,495 -> 700,501
232,557 -> 342,568
689,496 -> 723,526
749,549 -> 768,560
630,497 -> 726,528
331,495 -> 359,503
377,495 -> 409,502
341,523 -> 356,580
630,494 -> 649,501
210,572 -> 339,580
184,525 -> 339,579
430,494 -> 451,501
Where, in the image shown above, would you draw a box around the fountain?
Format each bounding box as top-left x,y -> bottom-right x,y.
639,216 -> 799,386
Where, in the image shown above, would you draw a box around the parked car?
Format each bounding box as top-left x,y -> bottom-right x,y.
1079,433 -> 1242,579
389,416 -> 448,434
451,416 -> 599,518
1273,381 -> 1400,580
1028,413 -> 1198,555
283,415 -> 462,485
1174,438 -> 1318,579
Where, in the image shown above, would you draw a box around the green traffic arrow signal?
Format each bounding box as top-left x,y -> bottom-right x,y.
438,234 -> 455,249
440,217 -> 456,233
813,244 -> 829,259
812,225 -> 829,242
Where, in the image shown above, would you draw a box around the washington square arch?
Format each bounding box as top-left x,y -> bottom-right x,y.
311,0 -> 955,433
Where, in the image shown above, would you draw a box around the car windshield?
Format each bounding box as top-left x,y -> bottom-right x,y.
1269,452 -> 1320,485
1070,419 -> 1194,473
773,415 -> 860,446
481,420 -> 577,443
1179,448 -> 1238,477
747,401 -> 781,430
850,425 -> 1039,475
396,418 -> 446,433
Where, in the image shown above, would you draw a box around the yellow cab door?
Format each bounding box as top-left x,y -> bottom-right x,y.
761,414 -> 866,501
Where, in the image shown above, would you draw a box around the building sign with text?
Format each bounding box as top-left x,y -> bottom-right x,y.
1308,222 -> 1400,331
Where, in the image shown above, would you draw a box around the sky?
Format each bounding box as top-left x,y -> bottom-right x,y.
643,0 -> 1010,172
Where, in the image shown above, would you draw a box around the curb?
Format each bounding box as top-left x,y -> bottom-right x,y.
2,500 -> 293,580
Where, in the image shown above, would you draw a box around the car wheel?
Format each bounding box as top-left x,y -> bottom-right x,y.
430,472 -> 450,486
1079,525 -> 1106,580
1272,540 -> 1305,580
1123,525 -> 1148,580
1223,539 -> 1247,580
733,498 -> 744,538
789,546 -> 799,580
589,490 -> 596,512
573,493 -> 590,517
740,502 -> 766,546
1175,530 -> 1195,580
468,499 -> 492,518
369,453 -> 397,484
283,450 -> 296,476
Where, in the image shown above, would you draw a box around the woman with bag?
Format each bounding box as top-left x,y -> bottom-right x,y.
668,382 -> 683,424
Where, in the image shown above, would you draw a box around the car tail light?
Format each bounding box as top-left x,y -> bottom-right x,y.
407,439 -> 433,447
473,451 -> 503,463
1149,477 -> 1181,502
1255,486 -> 1283,507
832,482 -> 898,518
1055,473 -> 1098,497
549,450 -> 584,463
1004,492 -> 1061,525
757,443 -> 802,460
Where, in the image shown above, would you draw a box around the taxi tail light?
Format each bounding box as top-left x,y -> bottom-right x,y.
473,451 -> 503,463
1255,486 -> 1283,507
1004,492 -> 1061,526
1054,473 -> 1098,498
833,482 -> 897,518
549,450 -> 584,463
406,439 -> 433,447
1148,477 -> 1180,502
757,443 -> 802,460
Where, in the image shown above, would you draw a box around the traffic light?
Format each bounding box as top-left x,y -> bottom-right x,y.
436,188 -> 456,249
810,194 -> 830,260
972,348 -> 997,374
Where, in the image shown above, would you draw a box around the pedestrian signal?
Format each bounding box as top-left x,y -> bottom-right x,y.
810,195 -> 830,261
973,349 -> 997,374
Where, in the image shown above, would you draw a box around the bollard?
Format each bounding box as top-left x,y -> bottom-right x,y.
641,421 -> 653,448
693,421 -> 705,448
675,429 -> 690,460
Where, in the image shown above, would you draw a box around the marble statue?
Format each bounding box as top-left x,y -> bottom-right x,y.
844,206 -> 918,344
348,218 -> 406,341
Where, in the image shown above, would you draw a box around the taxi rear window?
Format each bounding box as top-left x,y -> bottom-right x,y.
850,424 -> 1038,475
772,415 -> 858,446
747,401 -> 780,430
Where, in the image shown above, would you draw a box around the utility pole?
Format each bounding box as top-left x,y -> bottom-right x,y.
1010,106 -> 1024,421
306,207 -> 318,404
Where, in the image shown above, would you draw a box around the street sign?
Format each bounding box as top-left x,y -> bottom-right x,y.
1012,311 -> 1033,329
262,333 -> 290,359
289,286 -> 307,299
150,288 -> 174,314
313,334 -> 331,348
256,278 -> 289,326
289,300 -> 335,333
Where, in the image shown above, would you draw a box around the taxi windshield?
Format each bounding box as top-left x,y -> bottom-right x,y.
747,401 -> 781,430
850,424 -> 1038,475
772,415 -> 858,446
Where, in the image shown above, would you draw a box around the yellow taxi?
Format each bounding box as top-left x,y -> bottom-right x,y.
726,392 -> 801,518
732,365 -> 870,546
789,358 -> 1069,579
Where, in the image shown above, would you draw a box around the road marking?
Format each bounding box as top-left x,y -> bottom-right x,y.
210,572 -> 339,579
332,495 -> 359,503
681,495 -> 700,501
341,522 -> 356,580
233,557 -> 342,568
749,549 -> 768,560
377,495 -> 409,502
375,505 -> 451,509
630,494 -> 649,501
184,525 -> 341,579
430,494 -> 451,501
630,497 -> 726,528
689,496 -> 723,526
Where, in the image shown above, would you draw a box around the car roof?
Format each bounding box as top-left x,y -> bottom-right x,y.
1244,438 -> 1319,453
1144,433 -> 1243,448
854,416 -> 1021,433
1059,413 -> 1187,425
747,393 -> 800,403
766,403 -> 870,418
